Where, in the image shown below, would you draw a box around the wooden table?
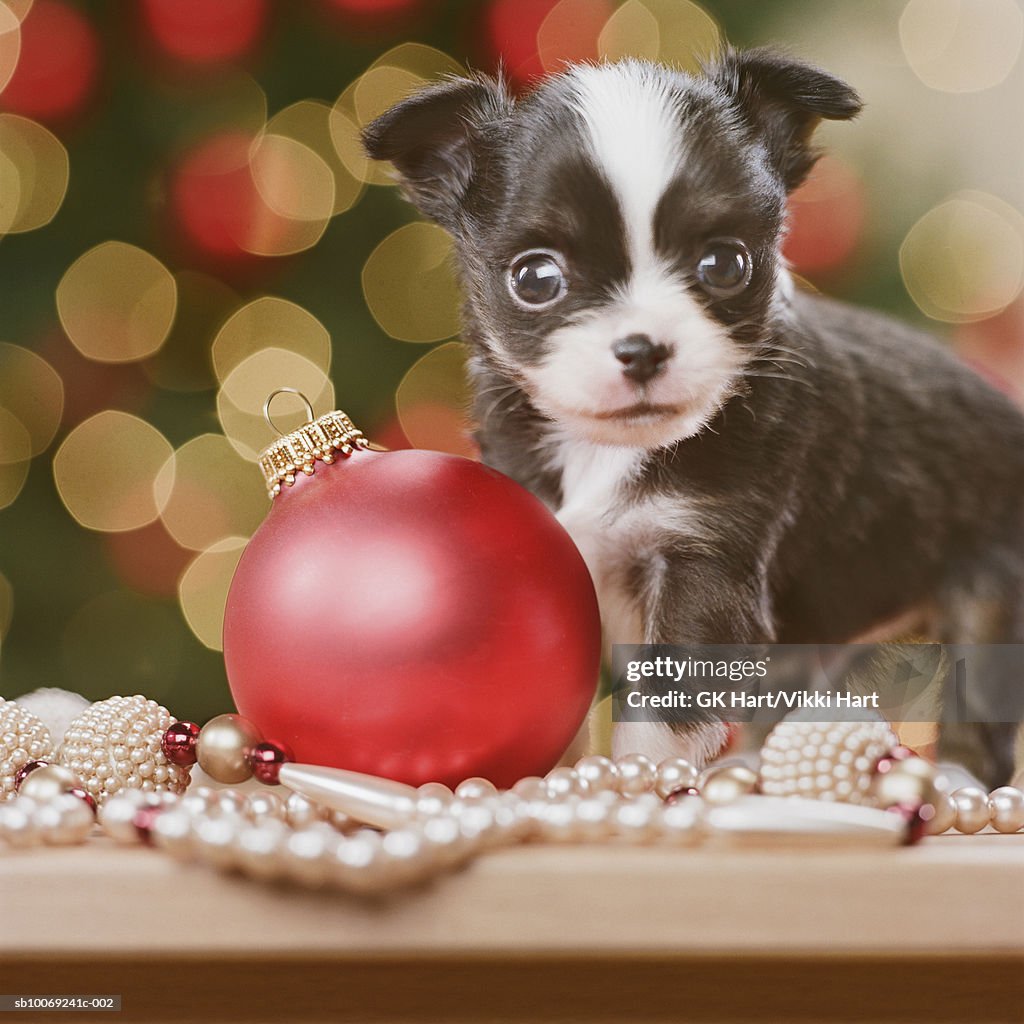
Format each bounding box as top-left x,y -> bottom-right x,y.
1,832 -> 1022,1023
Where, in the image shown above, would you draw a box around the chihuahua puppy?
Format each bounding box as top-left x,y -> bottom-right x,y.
364,50 -> 1024,785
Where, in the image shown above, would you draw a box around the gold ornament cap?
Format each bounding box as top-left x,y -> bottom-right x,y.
258,388 -> 371,498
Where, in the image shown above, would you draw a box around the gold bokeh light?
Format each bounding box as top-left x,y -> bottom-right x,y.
0,3 -> 19,97
900,0 -> 1023,94
53,411 -> 174,533
266,99 -> 365,216
900,191 -> 1024,323
0,114 -> 70,235
0,342 -> 63,456
599,0 -> 720,69
178,537 -> 247,651
155,433 -> 268,552
212,295 -> 331,385
362,221 -> 461,343
395,341 -> 476,458
332,43 -> 463,187
57,242 -> 178,363
217,348 -> 335,460
0,406 -> 30,511
0,569 -> 12,646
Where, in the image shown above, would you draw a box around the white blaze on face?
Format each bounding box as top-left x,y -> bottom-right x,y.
523,62 -> 743,449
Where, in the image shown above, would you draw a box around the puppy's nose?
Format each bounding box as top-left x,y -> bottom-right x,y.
612,334 -> 671,383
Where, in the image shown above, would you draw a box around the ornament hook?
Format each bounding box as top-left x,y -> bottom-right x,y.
263,388 -> 316,437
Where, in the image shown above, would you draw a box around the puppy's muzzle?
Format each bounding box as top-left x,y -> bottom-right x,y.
612,334 -> 672,383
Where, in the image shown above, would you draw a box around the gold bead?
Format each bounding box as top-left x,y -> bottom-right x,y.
988,787 -> 1024,834
19,764 -> 82,803
701,765 -> 758,806
196,714 -> 262,784
952,787 -> 990,834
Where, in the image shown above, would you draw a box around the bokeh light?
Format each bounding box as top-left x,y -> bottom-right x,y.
155,433 -> 267,551
331,43 -> 463,187
395,341 -> 476,458
0,406 -> 30,510
0,0 -> 98,121
598,0 -> 721,69
52,410 -> 174,532
266,99 -> 365,216
0,570 -> 12,642
0,3 -> 20,96
0,342 -> 64,455
362,221 -> 460,342
57,242 -> 178,363
900,191 -> 1024,323
899,0 -> 1023,93
212,295 -> 331,384
61,589 -> 184,700
141,0 -> 268,65
0,113 -> 69,234
178,536 -> 247,650
538,0 -> 615,73
104,519 -> 191,600
217,348 -> 335,459
143,271 -> 237,393
250,133 -> 335,226
784,155 -> 867,275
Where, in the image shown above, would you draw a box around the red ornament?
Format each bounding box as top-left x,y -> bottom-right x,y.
223,409 -> 601,789
0,0 -> 99,122
162,721 -> 201,766
13,760 -> 49,792
248,741 -> 293,785
141,0 -> 268,65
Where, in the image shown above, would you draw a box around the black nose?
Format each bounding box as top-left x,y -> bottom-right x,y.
612,334 -> 671,383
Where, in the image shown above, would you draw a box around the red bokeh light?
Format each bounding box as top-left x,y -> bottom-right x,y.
105,519 -> 191,599
0,0 -> 99,122
141,0 -> 268,65
783,155 -> 867,277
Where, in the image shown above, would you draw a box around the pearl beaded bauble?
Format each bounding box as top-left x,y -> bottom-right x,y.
0,697 -> 55,801
57,696 -> 190,806
759,718 -> 897,805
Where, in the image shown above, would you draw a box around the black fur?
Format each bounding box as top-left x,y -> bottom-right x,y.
365,51 -> 1024,785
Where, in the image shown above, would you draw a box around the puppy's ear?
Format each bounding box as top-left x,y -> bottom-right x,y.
362,75 -> 510,227
710,48 -> 862,191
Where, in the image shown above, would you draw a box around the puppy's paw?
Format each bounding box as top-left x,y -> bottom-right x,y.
611,720 -> 730,769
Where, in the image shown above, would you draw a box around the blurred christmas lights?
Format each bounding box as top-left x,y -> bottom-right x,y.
52,411 -> 173,532
362,221 -> 461,343
141,0 -> 268,66
0,342 -> 63,456
900,191 -> 1024,324
57,242 -> 178,364
395,341 -> 476,458
0,113 -> 68,234
0,3 -> 19,96
178,537 -> 247,650
899,0 -> 1023,94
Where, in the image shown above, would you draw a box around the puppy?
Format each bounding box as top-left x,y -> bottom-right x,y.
364,50 -> 1024,785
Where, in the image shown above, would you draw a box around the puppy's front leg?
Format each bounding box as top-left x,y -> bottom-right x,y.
612,550 -> 775,767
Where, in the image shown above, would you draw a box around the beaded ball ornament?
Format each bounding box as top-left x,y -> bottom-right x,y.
0,697 -> 55,801
56,695 -> 191,805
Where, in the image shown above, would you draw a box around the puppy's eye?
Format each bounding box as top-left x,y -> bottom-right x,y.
509,251 -> 566,307
696,239 -> 753,298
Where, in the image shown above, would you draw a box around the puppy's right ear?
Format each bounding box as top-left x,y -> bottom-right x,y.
362,76 -> 510,227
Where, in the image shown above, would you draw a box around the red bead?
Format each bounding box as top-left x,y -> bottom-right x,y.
665,787 -> 701,804
13,760 -> 50,792
132,805 -> 165,845
161,721 -> 200,766
886,802 -> 927,845
69,787 -> 98,816
248,741 -> 293,785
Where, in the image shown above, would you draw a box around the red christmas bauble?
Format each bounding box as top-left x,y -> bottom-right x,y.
223,414 -> 600,789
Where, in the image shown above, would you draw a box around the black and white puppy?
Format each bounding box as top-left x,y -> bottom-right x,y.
364,50 -> 1024,785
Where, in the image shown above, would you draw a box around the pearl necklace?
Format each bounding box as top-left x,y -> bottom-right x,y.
2,695 -> 1023,895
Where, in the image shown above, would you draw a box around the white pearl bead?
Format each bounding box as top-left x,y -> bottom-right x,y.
655,757 -> 699,799
245,791 -> 286,822
545,766 -> 588,799
234,820 -> 288,879
572,797 -> 611,840
923,791 -> 957,835
0,697 -> 55,799
151,808 -> 195,859
988,787 -> 1024,834
19,764 -> 81,803
416,782 -> 454,816
511,776 -> 547,800
611,796 -> 658,843
573,755 -> 618,793
701,765 -> 758,806
952,787 -> 990,834
537,799 -> 580,842
0,799 -> 38,847
421,814 -> 470,867
193,815 -> 241,868
284,824 -> 337,886
332,835 -> 386,893
658,799 -> 702,844
454,777 -> 497,801
614,753 -> 656,796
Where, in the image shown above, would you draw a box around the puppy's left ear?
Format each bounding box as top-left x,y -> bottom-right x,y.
710,48 -> 862,191
362,75 -> 511,228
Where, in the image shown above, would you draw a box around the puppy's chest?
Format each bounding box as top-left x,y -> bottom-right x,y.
554,444 -> 655,646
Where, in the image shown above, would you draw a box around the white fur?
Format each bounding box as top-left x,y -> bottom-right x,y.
522,63 -> 744,450
15,688 -> 89,744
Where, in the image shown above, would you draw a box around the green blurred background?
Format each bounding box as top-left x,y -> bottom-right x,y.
1,0 -> 1021,722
